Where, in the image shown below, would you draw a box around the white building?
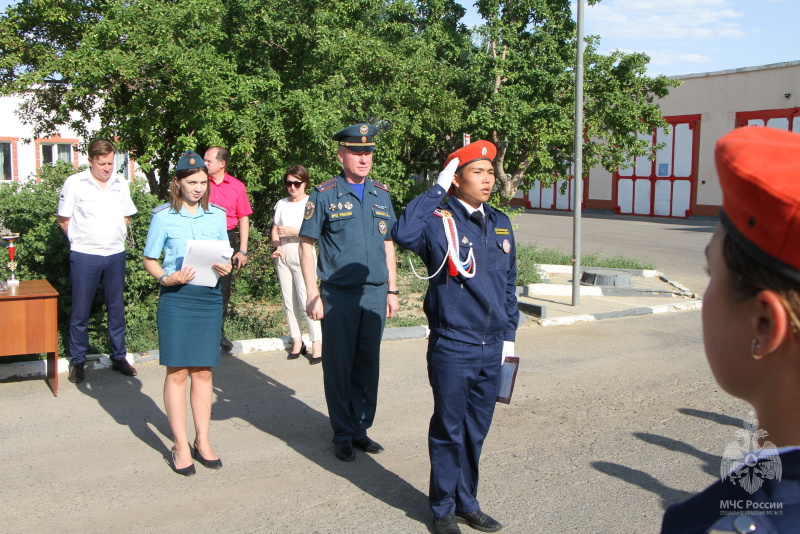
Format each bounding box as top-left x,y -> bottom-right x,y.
522,60 -> 800,218
0,95 -> 135,183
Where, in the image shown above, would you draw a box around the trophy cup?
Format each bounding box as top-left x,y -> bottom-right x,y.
1,233 -> 20,287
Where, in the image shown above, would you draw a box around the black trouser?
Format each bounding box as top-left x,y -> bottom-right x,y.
220,228 -> 238,335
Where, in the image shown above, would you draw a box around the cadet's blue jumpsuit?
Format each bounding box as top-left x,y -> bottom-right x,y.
392,184 -> 518,519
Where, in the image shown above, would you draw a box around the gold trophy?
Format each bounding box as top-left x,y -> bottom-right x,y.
1,233 -> 20,287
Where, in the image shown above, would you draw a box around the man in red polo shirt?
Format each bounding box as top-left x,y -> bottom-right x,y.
203,146 -> 253,351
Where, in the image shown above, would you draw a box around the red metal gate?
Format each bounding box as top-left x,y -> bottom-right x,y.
613,115 -> 700,218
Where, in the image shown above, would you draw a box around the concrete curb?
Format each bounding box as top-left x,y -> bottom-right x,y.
0,272 -> 697,380
0,326 -> 433,381
538,300 -> 702,327
538,264 -> 660,278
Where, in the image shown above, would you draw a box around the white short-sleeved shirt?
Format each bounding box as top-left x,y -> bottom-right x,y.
273,196 -> 309,228
58,168 -> 138,256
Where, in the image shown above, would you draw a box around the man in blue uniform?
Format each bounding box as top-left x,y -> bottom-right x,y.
299,123 -> 400,462
392,140 -> 518,534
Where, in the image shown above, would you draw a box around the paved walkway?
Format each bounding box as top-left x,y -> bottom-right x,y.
1,210 -> 724,533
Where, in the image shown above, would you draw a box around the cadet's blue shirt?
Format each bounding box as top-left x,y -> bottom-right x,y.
299,173 -> 396,288
143,202 -> 228,274
392,185 -> 518,345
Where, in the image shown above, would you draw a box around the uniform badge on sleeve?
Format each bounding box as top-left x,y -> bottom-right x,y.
502,239 -> 511,253
378,220 -> 387,235
304,201 -> 316,220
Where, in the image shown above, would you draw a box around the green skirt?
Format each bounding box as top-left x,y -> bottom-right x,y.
157,283 -> 222,367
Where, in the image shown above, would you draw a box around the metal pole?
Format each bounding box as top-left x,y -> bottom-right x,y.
572,0 -> 584,306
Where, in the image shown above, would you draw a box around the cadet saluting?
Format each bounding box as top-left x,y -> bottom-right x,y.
299,124 -> 400,462
392,141 -> 518,534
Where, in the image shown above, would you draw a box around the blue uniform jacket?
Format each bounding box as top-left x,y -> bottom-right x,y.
392,184 -> 518,345
661,449 -> 800,533
143,202 -> 228,275
299,173 -> 396,289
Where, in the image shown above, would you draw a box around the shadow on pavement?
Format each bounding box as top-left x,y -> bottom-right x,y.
211,354 -> 431,528
76,372 -> 174,466
677,407 -> 745,429
591,461 -> 694,510
590,407 -> 739,512
633,432 -> 722,478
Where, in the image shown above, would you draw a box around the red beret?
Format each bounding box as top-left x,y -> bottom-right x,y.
716,126 -> 800,281
444,140 -> 497,171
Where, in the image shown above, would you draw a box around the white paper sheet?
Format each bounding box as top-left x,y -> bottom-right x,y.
183,240 -> 234,287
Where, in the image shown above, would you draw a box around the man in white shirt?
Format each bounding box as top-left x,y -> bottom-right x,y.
57,139 -> 138,383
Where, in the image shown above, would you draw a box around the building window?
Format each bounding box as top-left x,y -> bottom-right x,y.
0,142 -> 11,181
41,143 -> 73,165
114,150 -> 129,179
735,108 -> 800,132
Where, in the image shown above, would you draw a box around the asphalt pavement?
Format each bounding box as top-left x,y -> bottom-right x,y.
1,210 -> 741,534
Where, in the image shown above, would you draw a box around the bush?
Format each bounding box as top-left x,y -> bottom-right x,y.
0,162 -> 165,356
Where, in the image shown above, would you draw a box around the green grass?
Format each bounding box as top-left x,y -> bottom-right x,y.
516,243 -> 656,285
4,244 -> 654,360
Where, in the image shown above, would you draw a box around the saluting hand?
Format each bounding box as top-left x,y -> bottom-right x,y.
435,157 -> 460,192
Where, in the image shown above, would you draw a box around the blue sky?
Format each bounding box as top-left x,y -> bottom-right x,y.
1,0 -> 797,77
457,0 -> 800,77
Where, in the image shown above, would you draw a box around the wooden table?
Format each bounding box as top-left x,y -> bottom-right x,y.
0,280 -> 60,395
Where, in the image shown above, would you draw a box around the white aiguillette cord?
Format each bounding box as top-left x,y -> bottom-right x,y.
408,209 -> 476,280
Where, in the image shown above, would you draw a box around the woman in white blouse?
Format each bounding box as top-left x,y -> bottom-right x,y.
271,165 -> 322,363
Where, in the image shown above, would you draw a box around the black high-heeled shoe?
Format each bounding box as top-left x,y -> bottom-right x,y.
305,352 -> 322,365
193,442 -> 223,469
287,342 -> 307,360
171,447 -> 196,476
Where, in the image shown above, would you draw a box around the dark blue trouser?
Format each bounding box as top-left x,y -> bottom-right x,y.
427,332 -> 502,518
68,251 -> 127,365
218,228 -> 238,336
320,282 -> 387,443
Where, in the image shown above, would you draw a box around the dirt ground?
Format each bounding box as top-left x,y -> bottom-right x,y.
1,309 -> 747,534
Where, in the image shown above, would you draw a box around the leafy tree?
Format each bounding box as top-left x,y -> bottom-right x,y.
0,0 -> 468,209
0,0 -> 678,210
0,162 -> 162,354
460,0 -> 680,198
0,0 -> 279,199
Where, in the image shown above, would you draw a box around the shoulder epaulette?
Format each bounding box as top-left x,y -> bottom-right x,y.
434,208 -> 453,218
152,202 -> 171,214
315,178 -> 338,192
372,179 -> 390,192
210,203 -> 225,211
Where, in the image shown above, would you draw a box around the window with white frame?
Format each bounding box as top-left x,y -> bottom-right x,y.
114,150 -> 129,178
0,142 -> 11,181
41,143 -> 73,165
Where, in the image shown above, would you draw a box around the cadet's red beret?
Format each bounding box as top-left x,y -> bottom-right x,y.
716,126 -> 800,281
444,140 -> 497,171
